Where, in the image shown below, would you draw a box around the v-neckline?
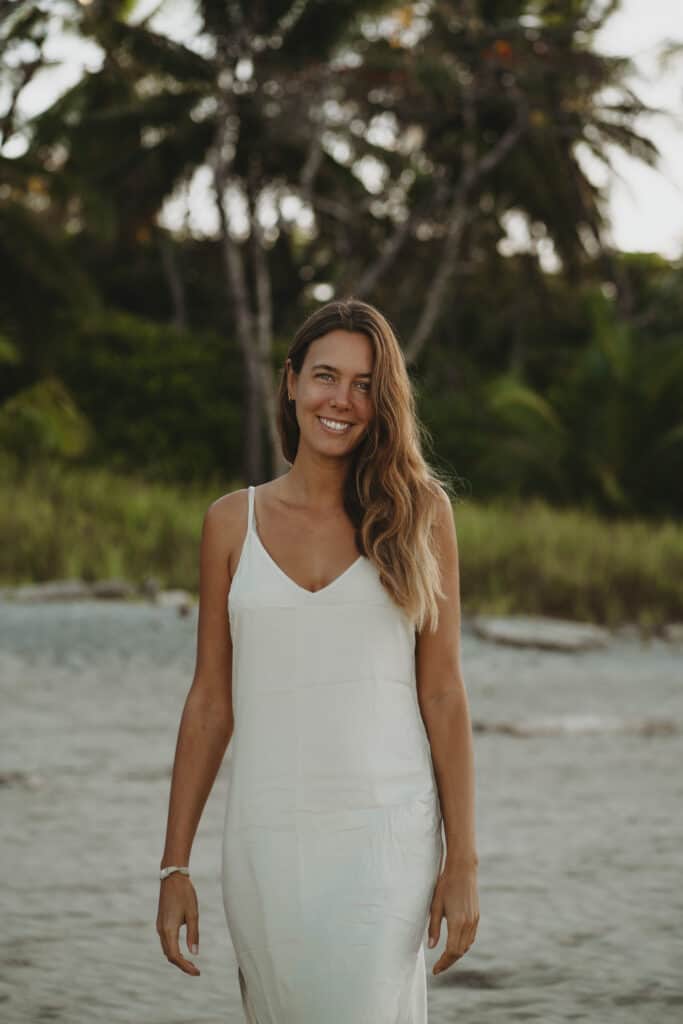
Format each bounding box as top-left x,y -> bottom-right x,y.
251,496 -> 364,597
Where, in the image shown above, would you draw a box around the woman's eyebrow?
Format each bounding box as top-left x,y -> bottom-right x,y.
311,363 -> 372,378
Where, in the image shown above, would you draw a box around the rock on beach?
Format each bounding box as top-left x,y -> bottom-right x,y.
470,615 -> 611,651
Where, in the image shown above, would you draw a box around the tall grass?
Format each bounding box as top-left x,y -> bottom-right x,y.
1,461 -> 681,627
0,459 -> 237,592
452,495 -> 682,628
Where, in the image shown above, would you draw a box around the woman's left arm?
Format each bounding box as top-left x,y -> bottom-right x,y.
415,486 -> 479,975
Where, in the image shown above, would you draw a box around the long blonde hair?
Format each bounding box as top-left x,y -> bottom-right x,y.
277,298 -> 461,633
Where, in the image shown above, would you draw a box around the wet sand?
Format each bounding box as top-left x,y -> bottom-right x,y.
1,601 -> 681,1023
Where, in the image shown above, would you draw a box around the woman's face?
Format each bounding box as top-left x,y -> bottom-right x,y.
287,330 -> 375,453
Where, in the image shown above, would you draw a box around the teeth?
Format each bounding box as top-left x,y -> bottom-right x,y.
319,416 -> 351,432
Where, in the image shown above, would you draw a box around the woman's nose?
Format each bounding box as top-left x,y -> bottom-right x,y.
331,386 -> 352,407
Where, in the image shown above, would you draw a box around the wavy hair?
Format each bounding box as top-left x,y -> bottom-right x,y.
276,297 -> 461,633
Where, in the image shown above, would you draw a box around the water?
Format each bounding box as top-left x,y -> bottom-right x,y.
1,601 -> 681,1023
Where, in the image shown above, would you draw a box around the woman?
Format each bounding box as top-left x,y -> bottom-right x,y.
156,298 -> 479,1022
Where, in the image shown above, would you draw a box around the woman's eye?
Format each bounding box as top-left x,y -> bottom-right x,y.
315,373 -> 370,391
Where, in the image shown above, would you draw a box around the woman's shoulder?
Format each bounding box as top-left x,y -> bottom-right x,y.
202,488 -> 251,572
208,485 -> 249,518
428,480 -> 455,518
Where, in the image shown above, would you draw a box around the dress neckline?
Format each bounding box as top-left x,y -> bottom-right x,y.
250,485 -> 364,597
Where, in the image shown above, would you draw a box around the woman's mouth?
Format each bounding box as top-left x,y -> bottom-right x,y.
317,415 -> 353,435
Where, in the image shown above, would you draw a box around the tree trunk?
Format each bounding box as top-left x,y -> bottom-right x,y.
157,231 -> 187,330
212,164 -> 264,485
247,163 -> 289,479
404,92 -> 527,366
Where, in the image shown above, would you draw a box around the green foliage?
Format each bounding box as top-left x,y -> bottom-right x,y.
420,263 -> 683,516
58,310 -> 243,481
1,463 -> 681,627
451,493 -> 683,628
0,335 -> 21,365
0,200 -> 98,380
0,0 -> 680,521
0,460 -> 224,588
0,376 -> 93,459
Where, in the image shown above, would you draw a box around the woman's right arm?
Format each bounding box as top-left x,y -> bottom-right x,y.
156,493 -> 240,976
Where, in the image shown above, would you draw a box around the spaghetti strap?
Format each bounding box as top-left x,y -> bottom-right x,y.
247,484 -> 255,534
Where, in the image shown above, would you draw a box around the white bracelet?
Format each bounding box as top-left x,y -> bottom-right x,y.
159,865 -> 190,881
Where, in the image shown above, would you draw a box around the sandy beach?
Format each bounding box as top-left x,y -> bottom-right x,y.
1,599 -> 681,1023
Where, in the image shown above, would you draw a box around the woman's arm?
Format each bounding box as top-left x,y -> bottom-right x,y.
156,493 -> 239,975
415,487 -> 479,974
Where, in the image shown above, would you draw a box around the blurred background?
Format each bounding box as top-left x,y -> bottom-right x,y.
1,1 -> 681,1022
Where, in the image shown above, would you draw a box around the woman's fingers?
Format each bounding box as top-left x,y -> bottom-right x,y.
185,899 -> 199,956
156,882 -> 201,976
427,889 -> 443,949
429,868 -> 480,975
162,922 -> 201,976
432,907 -> 480,974
466,910 -> 480,949
432,911 -> 467,975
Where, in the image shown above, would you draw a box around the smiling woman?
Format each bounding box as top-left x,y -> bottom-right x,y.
276,302 -> 458,630
157,298 -> 479,1024
284,342 -> 376,451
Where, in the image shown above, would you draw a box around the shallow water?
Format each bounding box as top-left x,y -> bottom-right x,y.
0,601 -> 681,1023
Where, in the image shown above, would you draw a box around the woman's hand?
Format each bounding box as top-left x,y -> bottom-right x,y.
156,874 -> 201,976
427,862 -> 480,976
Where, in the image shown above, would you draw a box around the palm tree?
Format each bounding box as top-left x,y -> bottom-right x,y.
22,0 -> 403,480
478,284 -> 683,516
9,0 -> 661,486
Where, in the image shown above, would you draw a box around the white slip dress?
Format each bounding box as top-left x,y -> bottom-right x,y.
222,484 -> 444,1024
